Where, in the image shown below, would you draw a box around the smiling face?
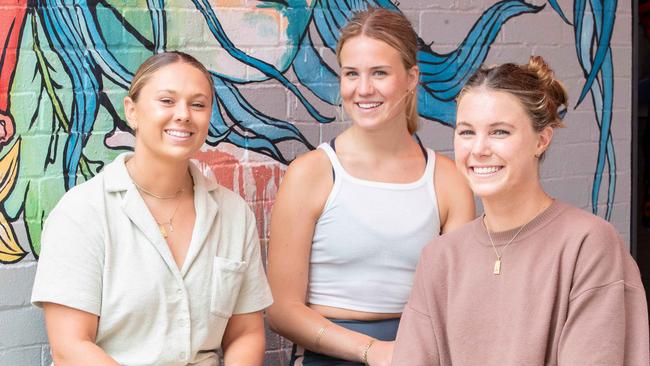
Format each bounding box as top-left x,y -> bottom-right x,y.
454,88 -> 552,201
339,35 -> 418,131
124,62 -> 213,163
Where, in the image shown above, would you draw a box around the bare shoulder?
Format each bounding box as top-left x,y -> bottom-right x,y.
433,153 -> 457,176
282,149 -> 332,188
433,152 -> 475,232
433,152 -> 469,196
275,148 -> 333,219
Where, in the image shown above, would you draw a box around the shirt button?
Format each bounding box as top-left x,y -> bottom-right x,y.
179,352 -> 186,359
177,289 -> 183,295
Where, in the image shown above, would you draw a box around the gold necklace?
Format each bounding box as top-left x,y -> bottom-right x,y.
133,182 -> 184,238
483,216 -> 528,275
483,200 -> 552,275
155,194 -> 183,238
126,159 -> 188,237
132,180 -> 184,200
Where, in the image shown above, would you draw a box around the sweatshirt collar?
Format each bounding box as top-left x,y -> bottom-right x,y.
472,200 -> 567,247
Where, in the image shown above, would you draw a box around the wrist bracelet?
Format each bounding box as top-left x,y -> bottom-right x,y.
361,339 -> 375,366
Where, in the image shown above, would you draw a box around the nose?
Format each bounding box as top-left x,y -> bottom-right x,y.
471,134 -> 491,157
357,75 -> 374,96
175,102 -> 190,122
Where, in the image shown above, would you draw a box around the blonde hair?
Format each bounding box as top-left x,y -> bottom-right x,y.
128,51 -> 214,102
336,8 -> 420,134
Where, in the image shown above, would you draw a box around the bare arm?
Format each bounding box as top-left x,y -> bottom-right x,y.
434,154 -> 475,234
221,311 -> 266,365
267,150 -> 390,365
43,303 -> 119,366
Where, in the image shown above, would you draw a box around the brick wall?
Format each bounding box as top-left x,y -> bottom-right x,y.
0,0 -> 629,364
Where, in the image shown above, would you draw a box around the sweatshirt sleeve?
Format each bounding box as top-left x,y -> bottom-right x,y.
558,221 -> 650,365
392,248 -> 440,366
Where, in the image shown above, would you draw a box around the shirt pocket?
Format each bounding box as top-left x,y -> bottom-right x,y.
210,257 -> 247,318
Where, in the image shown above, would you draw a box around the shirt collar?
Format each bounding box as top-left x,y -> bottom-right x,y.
104,152 -> 219,193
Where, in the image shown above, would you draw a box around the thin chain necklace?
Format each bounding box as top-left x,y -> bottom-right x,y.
132,180 -> 184,200
127,159 -> 188,238
483,216 -> 528,275
483,200 -> 552,275
155,195 -> 183,238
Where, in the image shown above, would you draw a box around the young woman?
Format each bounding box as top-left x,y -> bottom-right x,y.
31,52 -> 272,366
267,8 -> 475,366
392,56 -> 649,365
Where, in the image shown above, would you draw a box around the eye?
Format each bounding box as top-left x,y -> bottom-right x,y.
456,129 -> 474,136
159,98 -> 174,105
343,71 -> 358,78
373,70 -> 388,77
491,129 -> 510,136
191,102 -> 206,109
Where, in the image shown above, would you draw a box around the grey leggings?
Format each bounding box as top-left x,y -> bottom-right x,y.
289,318 -> 400,366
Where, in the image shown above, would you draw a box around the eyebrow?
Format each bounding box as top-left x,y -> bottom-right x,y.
341,65 -> 393,70
489,121 -> 516,128
156,89 -> 210,99
455,121 -> 516,128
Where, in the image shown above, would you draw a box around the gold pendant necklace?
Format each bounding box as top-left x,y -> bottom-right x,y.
483,201 -> 553,275
132,181 -> 185,238
127,160 -> 188,238
156,195 -> 183,238
483,216 -> 528,275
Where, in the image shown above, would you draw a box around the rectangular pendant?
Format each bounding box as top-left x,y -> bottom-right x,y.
493,259 -> 501,275
159,224 -> 168,238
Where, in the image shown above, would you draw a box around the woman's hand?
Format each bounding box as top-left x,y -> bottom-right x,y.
366,340 -> 395,366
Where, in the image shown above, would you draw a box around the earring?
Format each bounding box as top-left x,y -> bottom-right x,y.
534,153 -> 541,159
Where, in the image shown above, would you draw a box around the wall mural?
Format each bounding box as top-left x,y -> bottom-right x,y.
0,0 -> 617,264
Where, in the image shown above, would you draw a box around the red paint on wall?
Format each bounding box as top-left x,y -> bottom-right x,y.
0,3 -> 27,145
193,148 -> 285,238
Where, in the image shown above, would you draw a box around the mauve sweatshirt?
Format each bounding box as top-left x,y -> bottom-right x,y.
392,201 -> 649,366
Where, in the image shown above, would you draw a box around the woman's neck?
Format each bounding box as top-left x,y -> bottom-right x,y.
342,121 -> 415,159
481,185 -> 553,232
126,150 -> 193,197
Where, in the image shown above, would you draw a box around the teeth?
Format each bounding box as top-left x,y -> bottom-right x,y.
473,166 -> 500,174
357,102 -> 381,109
166,130 -> 191,138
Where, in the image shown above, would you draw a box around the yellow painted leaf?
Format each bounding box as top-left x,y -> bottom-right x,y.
0,138 -> 20,202
0,212 -> 26,263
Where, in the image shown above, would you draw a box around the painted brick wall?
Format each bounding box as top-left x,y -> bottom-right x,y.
0,0 -> 630,364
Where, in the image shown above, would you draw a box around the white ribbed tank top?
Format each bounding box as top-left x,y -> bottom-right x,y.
308,142 -> 441,313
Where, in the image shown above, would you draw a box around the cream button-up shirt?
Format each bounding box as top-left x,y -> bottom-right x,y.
32,153 -> 273,365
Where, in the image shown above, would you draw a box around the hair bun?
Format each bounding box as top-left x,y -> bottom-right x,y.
527,55 -> 554,87
527,55 -> 568,126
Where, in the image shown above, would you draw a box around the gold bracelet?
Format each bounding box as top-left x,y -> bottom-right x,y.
361,339 -> 375,365
314,325 -> 328,347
